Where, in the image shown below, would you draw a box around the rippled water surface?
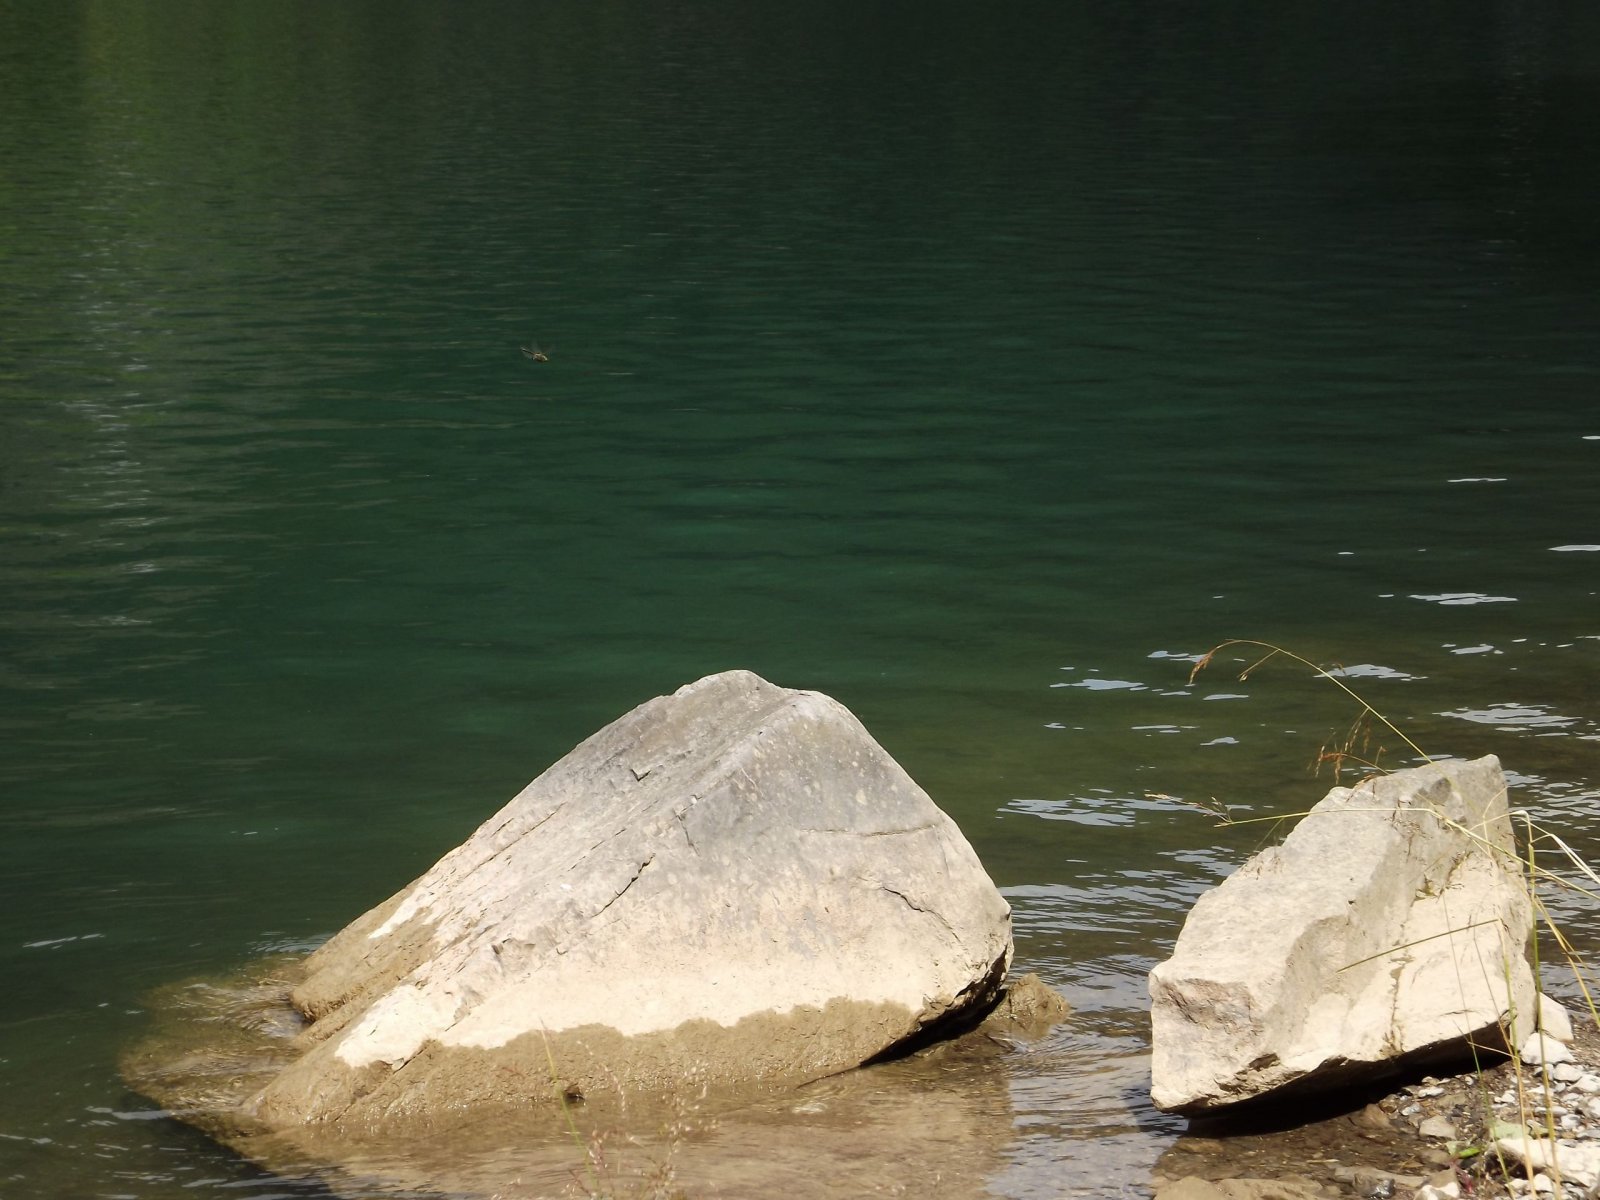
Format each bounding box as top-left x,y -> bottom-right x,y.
2,2 -> 1598,1196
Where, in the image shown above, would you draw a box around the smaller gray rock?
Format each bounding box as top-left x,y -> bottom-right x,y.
978,973 -> 1070,1040
1417,1115 -> 1457,1139
1538,994 -> 1574,1043
1494,1135 -> 1600,1189
1352,1103 -> 1394,1130
1520,1032 -> 1575,1066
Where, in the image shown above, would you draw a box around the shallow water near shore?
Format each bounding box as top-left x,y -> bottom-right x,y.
3,2 -> 1599,1196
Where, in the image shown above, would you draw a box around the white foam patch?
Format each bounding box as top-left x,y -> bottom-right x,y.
1441,704 -> 1577,730
1003,799 -> 1133,827
1410,592 -> 1517,606
1324,664 -> 1423,681
22,933 -> 105,950
1551,545 -> 1600,553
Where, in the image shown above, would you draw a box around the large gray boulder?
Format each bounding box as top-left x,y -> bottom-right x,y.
1149,755 -> 1535,1115
244,669 -> 1011,1129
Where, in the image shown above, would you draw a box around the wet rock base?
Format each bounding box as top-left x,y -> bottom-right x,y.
121,954 -> 1068,1198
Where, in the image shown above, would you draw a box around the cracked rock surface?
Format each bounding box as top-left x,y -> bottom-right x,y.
134,669 -> 1013,1134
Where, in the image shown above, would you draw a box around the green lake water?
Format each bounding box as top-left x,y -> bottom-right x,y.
2,2 -> 1597,1196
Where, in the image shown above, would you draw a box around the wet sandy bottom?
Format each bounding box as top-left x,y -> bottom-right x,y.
246,1033 -> 1172,1199
121,958 -> 1178,1199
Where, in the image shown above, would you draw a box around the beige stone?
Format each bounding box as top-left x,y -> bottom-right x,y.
1149,755 -> 1535,1114
1494,1134 -> 1600,1190
1540,993 -> 1575,1043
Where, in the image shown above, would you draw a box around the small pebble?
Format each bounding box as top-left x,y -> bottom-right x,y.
1416,1085 -> 1445,1098
1417,1115 -> 1457,1139
1539,994 -> 1575,1044
1521,1032 -> 1576,1066
1577,1075 -> 1600,1094
1553,1063 -> 1585,1083
1352,1104 -> 1394,1131
1333,1166 -> 1424,1190
1400,1103 -> 1422,1117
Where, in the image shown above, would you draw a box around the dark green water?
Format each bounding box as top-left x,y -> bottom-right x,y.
2,2 -> 1598,1196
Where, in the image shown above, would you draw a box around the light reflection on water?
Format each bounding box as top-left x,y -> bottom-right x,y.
3,0 -> 1600,1196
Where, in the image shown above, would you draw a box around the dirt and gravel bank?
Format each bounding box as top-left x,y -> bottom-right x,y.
1153,1015 -> 1600,1200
